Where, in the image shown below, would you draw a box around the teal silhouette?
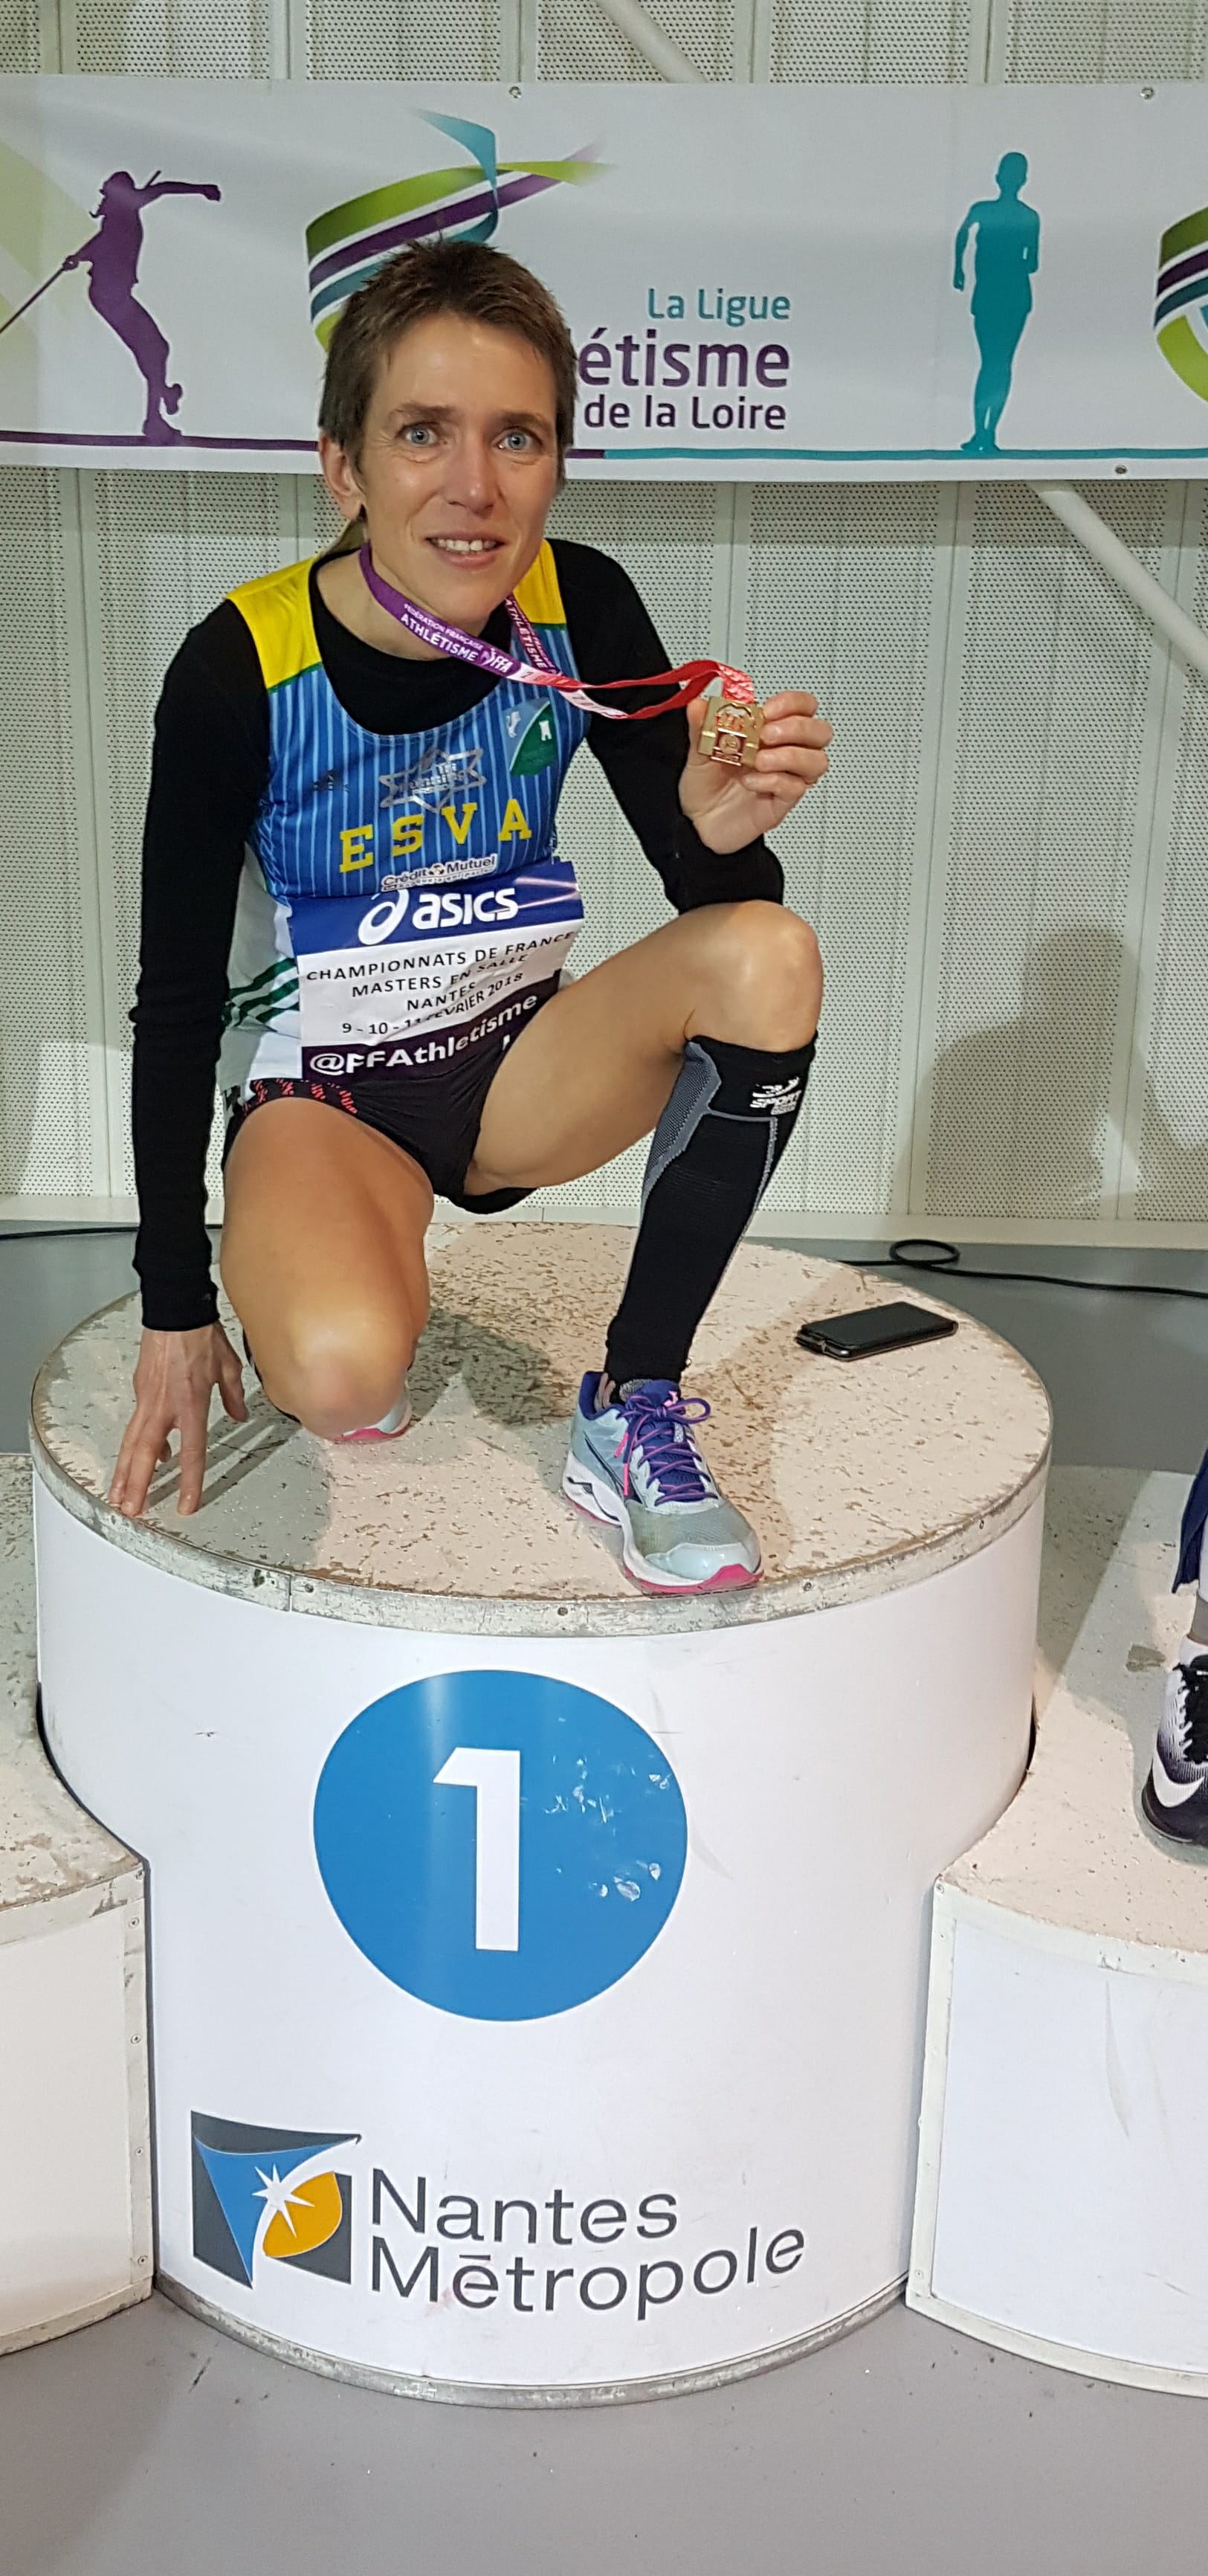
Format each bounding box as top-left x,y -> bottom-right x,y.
953,152 -> 1040,456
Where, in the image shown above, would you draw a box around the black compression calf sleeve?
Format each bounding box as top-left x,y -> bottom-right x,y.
604,1032 -> 815,1391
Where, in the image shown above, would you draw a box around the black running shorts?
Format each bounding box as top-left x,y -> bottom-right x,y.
222,1028 -> 532,1215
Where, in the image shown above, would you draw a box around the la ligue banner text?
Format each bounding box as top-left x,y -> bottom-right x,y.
4,79 -> 1208,480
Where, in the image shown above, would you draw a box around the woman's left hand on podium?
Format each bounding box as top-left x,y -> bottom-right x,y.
109,1320 -> 248,1519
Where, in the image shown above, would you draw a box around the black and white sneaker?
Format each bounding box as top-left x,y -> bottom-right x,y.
1142,1652 -> 1208,1847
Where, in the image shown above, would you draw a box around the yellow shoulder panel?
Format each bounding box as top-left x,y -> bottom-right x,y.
227,558 -> 321,693
513,541 -> 566,628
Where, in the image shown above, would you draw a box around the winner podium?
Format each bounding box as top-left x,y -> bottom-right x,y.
31,1224 -> 1049,2403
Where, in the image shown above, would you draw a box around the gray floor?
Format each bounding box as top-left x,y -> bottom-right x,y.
4,1224 -> 1208,2576
4,1220 -> 1208,1469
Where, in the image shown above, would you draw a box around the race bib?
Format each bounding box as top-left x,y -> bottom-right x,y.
291,853 -> 583,1079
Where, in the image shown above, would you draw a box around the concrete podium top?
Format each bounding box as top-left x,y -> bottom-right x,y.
31,1223 -> 1050,1638
946,1466 -> 1207,1954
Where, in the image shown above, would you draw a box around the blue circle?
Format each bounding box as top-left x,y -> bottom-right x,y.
312,1670 -> 688,2020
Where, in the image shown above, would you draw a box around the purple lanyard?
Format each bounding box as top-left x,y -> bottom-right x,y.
358,542 -> 755,722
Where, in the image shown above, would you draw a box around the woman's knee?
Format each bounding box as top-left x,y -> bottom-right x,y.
693,901 -> 822,1049
260,1307 -> 417,1440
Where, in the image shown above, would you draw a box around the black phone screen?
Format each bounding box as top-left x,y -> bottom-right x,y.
795,1301 -> 957,1359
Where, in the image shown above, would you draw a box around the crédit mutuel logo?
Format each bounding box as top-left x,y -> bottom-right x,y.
191,2114 -> 358,2288
306,112 -> 599,348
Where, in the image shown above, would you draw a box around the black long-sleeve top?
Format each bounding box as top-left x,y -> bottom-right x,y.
131,538 -> 783,1328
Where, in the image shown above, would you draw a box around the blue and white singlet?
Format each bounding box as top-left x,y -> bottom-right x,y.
217,544 -> 590,1095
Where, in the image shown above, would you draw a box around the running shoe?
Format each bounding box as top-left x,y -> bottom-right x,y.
243,1336 -> 412,1442
1142,1649 -> 1208,1847
562,1374 -> 761,1594
338,1374 -> 413,1443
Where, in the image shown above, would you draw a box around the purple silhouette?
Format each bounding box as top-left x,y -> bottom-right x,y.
64,169 -> 221,443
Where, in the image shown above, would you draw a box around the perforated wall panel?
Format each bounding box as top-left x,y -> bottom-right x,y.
526,481 -> 723,1219
304,0 -> 502,78
0,0 -> 40,71
1131,489 -> 1208,1223
921,481 -> 1171,1223
998,0 -> 1208,81
71,0 -> 272,74
0,474 -> 102,1194
537,0 -> 735,81
297,473 -> 344,558
4,0 -> 1208,1238
769,0 -> 974,83
85,471 -> 300,1191
740,483 -> 948,1217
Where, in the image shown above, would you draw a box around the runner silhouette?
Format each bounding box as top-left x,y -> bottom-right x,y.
64,168 -> 221,443
953,152 -> 1040,456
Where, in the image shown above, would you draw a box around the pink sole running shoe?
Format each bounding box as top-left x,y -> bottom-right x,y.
562,1373 -> 762,1594
336,1375 -> 413,1443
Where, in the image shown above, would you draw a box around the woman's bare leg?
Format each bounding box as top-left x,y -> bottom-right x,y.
469,899 -> 821,1191
220,1099 -> 434,1439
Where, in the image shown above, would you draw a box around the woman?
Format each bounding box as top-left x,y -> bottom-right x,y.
65,167 -> 222,442
111,239 -> 830,1594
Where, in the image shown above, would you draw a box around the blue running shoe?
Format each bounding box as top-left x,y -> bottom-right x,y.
562,1374 -> 762,1594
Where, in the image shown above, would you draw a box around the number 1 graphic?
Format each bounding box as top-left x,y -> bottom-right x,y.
434,1746 -> 521,1951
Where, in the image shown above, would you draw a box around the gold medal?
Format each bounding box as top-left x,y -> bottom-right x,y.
700,696 -> 764,770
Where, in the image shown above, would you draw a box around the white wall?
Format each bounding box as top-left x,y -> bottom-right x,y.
2,0 -> 1207,1243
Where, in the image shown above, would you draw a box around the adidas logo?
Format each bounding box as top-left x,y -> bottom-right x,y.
749,1081 -> 802,1113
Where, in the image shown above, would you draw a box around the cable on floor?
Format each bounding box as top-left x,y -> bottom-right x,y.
851,1237 -> 1208,1304
0,1225 -> 136,1241
1,1226 -> 1207,1304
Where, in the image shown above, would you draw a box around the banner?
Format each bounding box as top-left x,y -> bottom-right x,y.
3,78 -> 1208,478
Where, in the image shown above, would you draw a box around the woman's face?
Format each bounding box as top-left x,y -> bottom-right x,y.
320,311 -> 561,631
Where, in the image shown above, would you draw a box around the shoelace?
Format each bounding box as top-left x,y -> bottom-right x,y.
614,1386 -> 715,1503
1180,1654 -> 1208,1765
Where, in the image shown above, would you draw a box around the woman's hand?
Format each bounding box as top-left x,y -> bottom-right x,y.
679,690 -> 832,854
108,1321 -> 248,1522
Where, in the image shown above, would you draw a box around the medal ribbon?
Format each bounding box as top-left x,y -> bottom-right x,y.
359,543 -> 755,721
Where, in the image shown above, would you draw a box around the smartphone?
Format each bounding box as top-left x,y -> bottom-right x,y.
795,1300 -> 957,1361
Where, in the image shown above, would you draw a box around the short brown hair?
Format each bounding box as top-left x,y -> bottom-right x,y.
319,239 -> 577,471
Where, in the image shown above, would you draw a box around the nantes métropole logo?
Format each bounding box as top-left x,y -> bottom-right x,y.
307,112 -> 599,349
191,2114 -> 358,2288
1155,207 -> 1208,402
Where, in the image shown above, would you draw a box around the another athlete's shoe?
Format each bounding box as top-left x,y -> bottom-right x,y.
1142,1650 -> 1208,1847
562,1374 -> 761,1594
338,1374 -> 413,1443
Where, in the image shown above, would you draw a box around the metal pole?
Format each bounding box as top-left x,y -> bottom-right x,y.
589,0 -> 703,82
1032,479 -> 1208,691
0,254 -> 78,341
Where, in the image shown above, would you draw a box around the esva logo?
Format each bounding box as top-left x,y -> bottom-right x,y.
313,1670 -> 688,2022
191,2114 -> 357,2287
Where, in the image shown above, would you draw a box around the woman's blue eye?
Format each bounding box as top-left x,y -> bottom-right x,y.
501,431 -> 532,451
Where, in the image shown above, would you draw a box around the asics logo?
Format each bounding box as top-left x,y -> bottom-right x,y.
358,883 -> 520,944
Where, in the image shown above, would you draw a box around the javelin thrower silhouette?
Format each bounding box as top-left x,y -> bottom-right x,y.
953,152 -> 1040,457
0,167 -> 221,442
